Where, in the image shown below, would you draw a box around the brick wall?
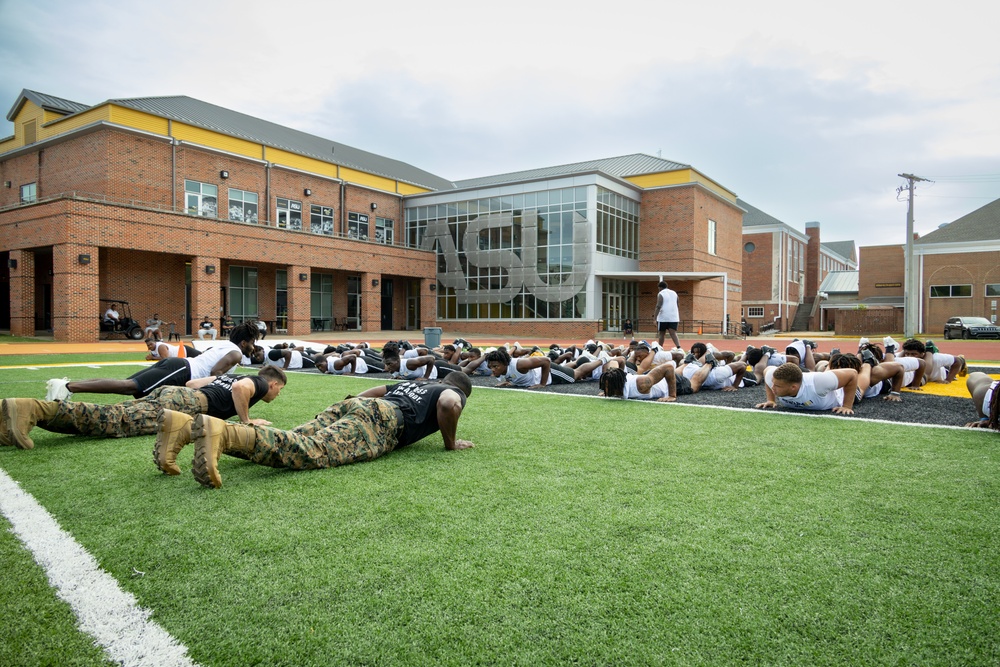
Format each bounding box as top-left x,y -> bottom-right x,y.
859,245 -> 904,300
922,249 -> 1000,332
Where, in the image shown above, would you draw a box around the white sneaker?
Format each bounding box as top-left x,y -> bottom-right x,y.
883,336 -> 898,349
45,378 -> 72,401
513,341 -> 522,349
858,337 -> 870,349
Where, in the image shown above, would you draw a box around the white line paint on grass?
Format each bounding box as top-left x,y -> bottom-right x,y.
0,468 -> 199,667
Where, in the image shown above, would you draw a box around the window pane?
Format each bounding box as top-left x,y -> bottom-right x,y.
953,284 -> 972,297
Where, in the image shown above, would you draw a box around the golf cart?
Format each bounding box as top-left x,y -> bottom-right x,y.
99,298 -> 144,340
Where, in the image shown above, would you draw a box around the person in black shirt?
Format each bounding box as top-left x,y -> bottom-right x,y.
2,367 -> 286,463
186,372 -> 474,489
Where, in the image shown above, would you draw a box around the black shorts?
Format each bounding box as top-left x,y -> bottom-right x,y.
658,321 -> 679,332
434,360 -> 461,377
549,363 -> 576,384
128,358 -> 191,397
676,375 -> 693,396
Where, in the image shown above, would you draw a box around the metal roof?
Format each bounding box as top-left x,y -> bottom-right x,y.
454,154 -> 691,189
818,270 -> 859,294
821,240 -> 856,263
6,88 -> 91,122
916,197 -> 1000,244
737,199 -> 786,227
106,96 -> 455,191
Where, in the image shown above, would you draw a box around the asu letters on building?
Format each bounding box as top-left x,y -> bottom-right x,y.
0,88 -> 746,342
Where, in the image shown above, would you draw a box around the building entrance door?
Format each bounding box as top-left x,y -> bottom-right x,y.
606,293 -> 621,331
381,281 -> 393,330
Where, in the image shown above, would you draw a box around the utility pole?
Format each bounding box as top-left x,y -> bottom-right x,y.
898,173 -> 930,338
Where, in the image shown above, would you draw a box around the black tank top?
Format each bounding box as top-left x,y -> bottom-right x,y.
200,374 -> 270,419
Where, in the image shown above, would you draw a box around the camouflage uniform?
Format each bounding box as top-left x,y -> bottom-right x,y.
247,397 -> 401,469
37,386 -> 207,439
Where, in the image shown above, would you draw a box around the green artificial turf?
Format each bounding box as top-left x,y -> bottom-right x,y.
0,360 -> 998,666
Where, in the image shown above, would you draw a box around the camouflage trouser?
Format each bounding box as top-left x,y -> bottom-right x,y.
39,386 -> 208,438
248,397 -> 401,470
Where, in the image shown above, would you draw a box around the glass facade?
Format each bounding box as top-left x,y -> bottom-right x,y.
596,188 -> 639,258
406,186 -> 591,320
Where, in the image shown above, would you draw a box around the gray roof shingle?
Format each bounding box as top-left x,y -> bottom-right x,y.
454,154 -> 691,189
737,199 -> 786,227
108,96 -> 454,191
6,88 -> 91,122
916,197 -> 1000,244
821,240 -> 856,263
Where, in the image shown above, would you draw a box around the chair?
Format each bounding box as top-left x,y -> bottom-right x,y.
334,317 -> 347,331
166,323 -> 181,342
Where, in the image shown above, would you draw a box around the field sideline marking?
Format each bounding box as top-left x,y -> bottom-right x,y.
0,468 -> 200,667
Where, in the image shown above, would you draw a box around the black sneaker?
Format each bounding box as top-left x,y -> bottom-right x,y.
741,376 -> 758,387
804,339 -> 817,349
761,345 -> 776,356
745,344 -> 755,356
861,349 -> 877,367
683,353 -> 696,365
925,340 -> 939,354
703,352 -> 717,366
830,348 -> 841,356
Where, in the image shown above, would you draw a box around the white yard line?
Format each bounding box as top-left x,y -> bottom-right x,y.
0,469 -> 199,667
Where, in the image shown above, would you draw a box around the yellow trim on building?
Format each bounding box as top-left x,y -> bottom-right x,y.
397,182 -> 431,195
340,166 -> 396,193
266,147 -> 340,179
625,168 -> 737,203
108,106 -> 170,136
172,121 -> 261,159
40,107 -> 110,139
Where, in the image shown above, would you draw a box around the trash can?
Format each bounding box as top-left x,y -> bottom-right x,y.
423,326 -> 442,348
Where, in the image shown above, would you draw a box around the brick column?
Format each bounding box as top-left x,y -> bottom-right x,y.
805,222 -> 821,297
9,249 -> 35,337
361,272 -> 381,332
419,277 -> 436,330
287,266 -> 311,337
53,244 -> 100,342
191,257 -> 221,334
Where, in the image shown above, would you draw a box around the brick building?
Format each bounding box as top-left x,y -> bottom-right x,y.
914,198 -> 1000,332
739,199 -> 856,333
1,89 -> 748,342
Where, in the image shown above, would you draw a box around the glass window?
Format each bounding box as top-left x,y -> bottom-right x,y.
708,219 -> 717,255
748,306 -> 764,317
310,205 -> 334,235
229,266 -> 258,321
276,198 -> 302,231
19,182 -> 36,204
228,189 -> 258,223
348,212 -> 370,239
930,284 -> 972,298
375,217 -> 394,244
986,284 -> 1000,297
310,273 -> 333,327
185,180 -> 218,217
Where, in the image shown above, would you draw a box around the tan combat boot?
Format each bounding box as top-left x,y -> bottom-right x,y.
191,414 -> 255,489
0,403 -> 10,447
154,410 -> 194,475
3,399 -> 59,450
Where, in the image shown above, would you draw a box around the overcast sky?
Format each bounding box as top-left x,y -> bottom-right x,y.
2,0 -> 998,248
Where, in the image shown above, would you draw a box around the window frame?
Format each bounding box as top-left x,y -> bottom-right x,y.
310,205 -> 335,235
227,188 -> 259,224
375,216 -> 394,244
708,219 -> 717,256
348,212 -> 370,239
747,306 -> 765,318
276,197 -> 303,231
929,284 -> 972,298
19,182 -> 37,204
185,179 -> 218,217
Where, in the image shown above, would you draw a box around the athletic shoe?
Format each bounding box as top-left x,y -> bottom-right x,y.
761,345 -> 776,356
830,348 -> 841,356
803,339 -> 817,350
883,336 -> 898,351
703,351 -> 717,366
861,349 -> 877,367
45,378 -> 72,401
925,340 -> 938,354
683,353 -> 697,365
745,344 -> 755,356
741,376 -> 758,387
858,337 -> 870,350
